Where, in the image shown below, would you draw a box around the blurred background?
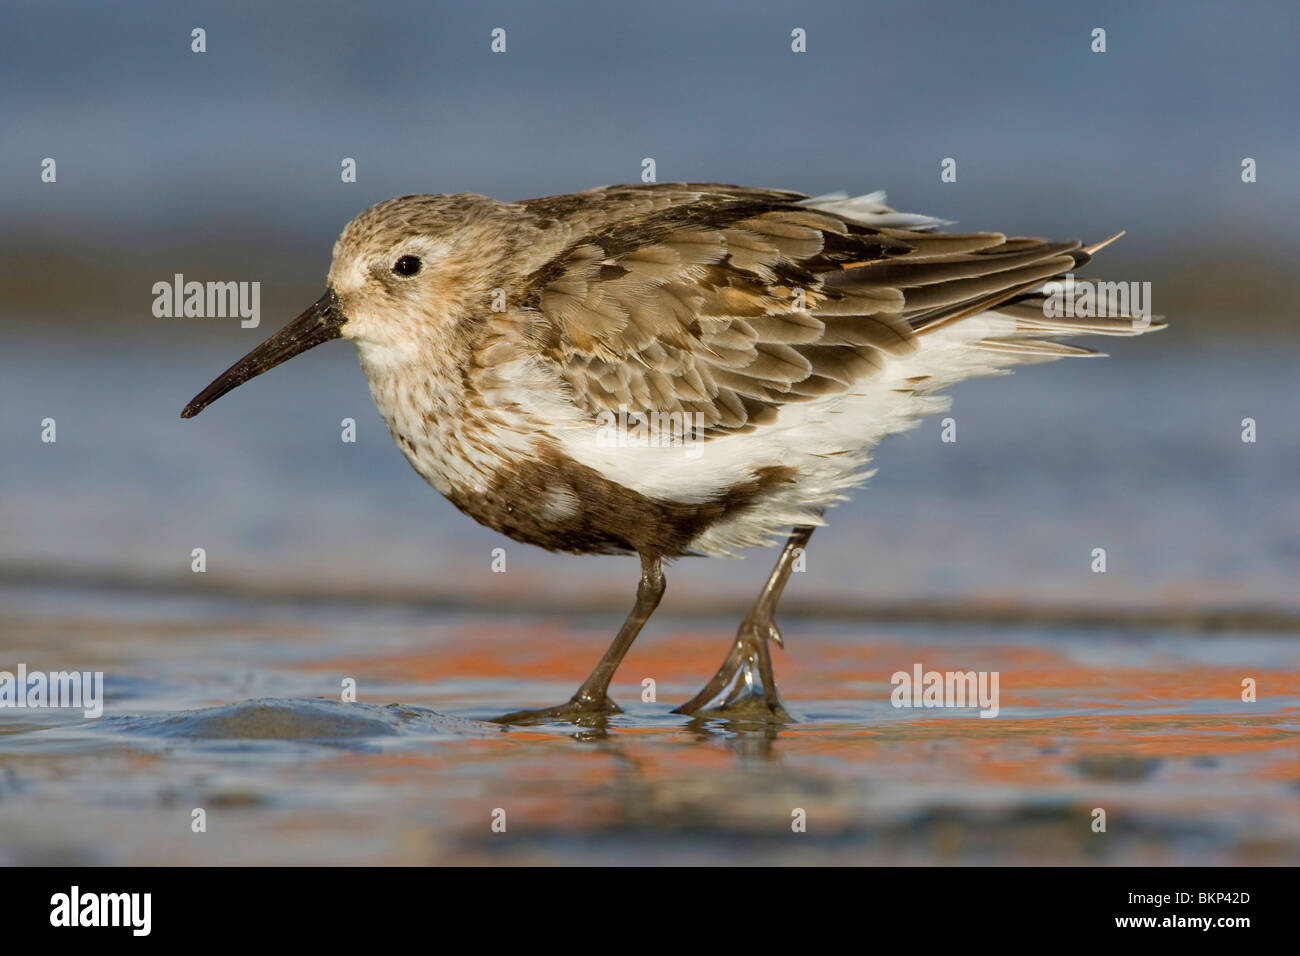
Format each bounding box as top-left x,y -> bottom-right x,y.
1,0 -> 1296,866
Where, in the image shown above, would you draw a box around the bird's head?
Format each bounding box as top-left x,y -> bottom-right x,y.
181,193 -> 510,419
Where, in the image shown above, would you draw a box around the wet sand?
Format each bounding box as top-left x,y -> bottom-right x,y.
2,587 -> 1295,865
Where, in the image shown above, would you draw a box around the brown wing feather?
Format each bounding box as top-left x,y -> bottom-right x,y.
513,184 -> 1093,436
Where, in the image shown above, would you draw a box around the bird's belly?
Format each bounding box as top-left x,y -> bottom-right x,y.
393,423 -> 800,558
369,370 -> 838,558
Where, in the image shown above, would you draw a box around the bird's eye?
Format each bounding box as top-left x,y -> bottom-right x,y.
392,255 -> 422,277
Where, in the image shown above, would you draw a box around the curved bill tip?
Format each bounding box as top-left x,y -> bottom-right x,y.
181,289 -> 344,419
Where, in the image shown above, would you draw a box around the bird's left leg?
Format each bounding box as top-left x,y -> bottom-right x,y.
673,526 -> 814,718
493,552 -> 665,725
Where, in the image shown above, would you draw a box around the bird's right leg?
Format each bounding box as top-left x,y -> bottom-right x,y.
492,553 -> 665,725
673,526 -> 814,719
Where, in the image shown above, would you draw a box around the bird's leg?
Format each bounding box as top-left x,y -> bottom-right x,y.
673,526 -> 814,718
493,553 -> 665,725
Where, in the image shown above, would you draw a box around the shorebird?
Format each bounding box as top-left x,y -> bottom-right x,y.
182,183 -> 1162,723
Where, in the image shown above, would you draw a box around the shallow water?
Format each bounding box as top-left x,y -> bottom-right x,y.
1,585 -> 1296,865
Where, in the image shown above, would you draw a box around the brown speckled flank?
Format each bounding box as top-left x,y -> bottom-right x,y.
182,182 -> 1163,722
443,448 -> 798,558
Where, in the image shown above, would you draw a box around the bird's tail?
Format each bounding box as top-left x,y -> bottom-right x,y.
804,191 -> 1164,356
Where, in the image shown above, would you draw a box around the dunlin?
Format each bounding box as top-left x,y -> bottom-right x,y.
182,183 -> 1162,722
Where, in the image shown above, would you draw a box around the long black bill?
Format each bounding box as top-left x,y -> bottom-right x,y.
181,289 -> 346,419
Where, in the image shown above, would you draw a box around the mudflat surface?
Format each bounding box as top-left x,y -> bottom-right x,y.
1,590 -> 1295,865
